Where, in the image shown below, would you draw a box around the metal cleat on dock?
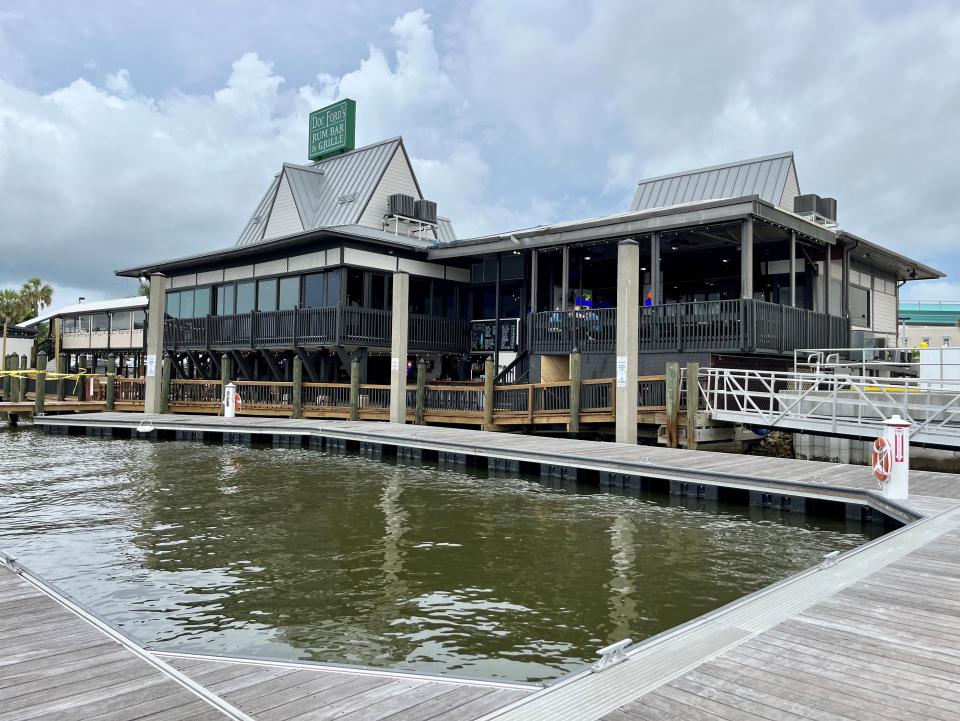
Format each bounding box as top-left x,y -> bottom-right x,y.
592,638 -> 633,672
820,550 -> 840,568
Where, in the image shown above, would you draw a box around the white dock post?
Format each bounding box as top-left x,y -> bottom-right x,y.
143,273 -> 167,414
389,272 -> 410,425
223,382 -> 237,419
879,415 -> 910,499
615,239 -> 640,444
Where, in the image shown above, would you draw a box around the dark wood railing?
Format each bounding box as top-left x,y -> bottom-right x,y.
165,305 -> 461,353
529,308 -> 617,354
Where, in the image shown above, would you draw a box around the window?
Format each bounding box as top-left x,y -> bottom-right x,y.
410,277 -> 431,314
77,316 -> 90,332
132,310 -> 146,330
194,287 -> 211,317
370,273 -> 387,310
165,292 -> 181,318
943,337 -> 952,347
279,276 -> 299,310
236,282 -> 255,314
257,279 -> 277,311
346,269 -> 364,306
216,285 -> 235,316
92,313 -> 109,332
849,285 -> 870,326
111,312 -> 131,331
500,254 -> 524,280
303,273 -> 326,308
63,317 -> 76,333
180,290 -> 195,319
326,269 -> 342,305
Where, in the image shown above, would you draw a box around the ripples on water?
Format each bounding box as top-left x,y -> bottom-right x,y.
0,427 -> 875,682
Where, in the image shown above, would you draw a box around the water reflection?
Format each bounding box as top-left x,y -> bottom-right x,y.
0,428 -> 876,682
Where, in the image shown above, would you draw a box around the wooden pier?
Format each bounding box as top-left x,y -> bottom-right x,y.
14,412 -> 960,720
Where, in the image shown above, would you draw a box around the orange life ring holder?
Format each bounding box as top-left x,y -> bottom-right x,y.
872,437 -> 891,484
234,393 -> 242,412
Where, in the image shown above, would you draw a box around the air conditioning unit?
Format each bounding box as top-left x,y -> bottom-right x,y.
414,199 -> 438,225
388,194 -> 416,218
793,194 -> 821,215
817,197 -> 838,222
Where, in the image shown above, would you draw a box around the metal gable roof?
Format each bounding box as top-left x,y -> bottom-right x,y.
235,138 -> 403,246
631,152 -> 796,212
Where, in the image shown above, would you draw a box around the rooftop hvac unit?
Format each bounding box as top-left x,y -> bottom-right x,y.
414,199 -> 438,225
793,194 -> 821,215
388,193 -> 416,218
817,196 -> 838,222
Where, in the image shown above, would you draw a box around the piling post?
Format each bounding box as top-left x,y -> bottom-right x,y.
159,356 -> 171,414
349,357 -> 360,421
389,272 -> 410,424
685,362 -> 699,450
18,354 -> 28,402
615,240 -> 640,444
76,357 -> 87,402
34,352 -> 47,415
665,361 -> 680,448
415,358 -> 427,425
105,353 -> 116,411
57,353 -> 66,401
143,272 -> 167,414
2,355 -> 11,401
569,349 -> 582,434
291,355 -> 303,419
218,354 -> 231,416
483,357 -> 495,431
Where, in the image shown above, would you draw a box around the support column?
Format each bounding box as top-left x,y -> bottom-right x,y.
34,351 -> 47,415
841,243 -> 850,319
105,353 -> 116,411
685,362 -> 699,450
291,354 -> 302,419
57,353 -> 66,401
219,353 -> 231,416
615,240 -> 640,444
665,362 -> 680,448
650,233 -> 661,304
159,356 -> 171,414
483,357 -> 495,431
561,245 -> 570,310
3,355 -> 13,402
143,273 -> 167,414
415,358 -> 427,425
789,230 -> 797,307
823,245 -> 832,314
389,272 -> 410,424
18,354 -> 27,402
349,357 -> 360,421
741,219 -> 754,299
529,249 -> 539,313
494,255 -> 502,371
53,318 -> 61,360
569,350 -> 582,435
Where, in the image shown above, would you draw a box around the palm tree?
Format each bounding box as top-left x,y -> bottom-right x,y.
19,278 -> 53,318
0,289 -> 27,362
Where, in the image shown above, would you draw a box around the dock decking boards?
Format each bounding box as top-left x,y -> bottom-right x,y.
0,564 -> 234,721
19,412 -> 960,720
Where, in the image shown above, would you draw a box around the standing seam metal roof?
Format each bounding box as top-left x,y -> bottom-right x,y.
631,152 -> 796,213
235,138 -> 404,246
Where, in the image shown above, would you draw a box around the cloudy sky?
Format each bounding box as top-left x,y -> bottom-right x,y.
1,0 -> 958,305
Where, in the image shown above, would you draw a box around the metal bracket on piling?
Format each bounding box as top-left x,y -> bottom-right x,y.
821,550 -> 840,569
592,638 -> 632,672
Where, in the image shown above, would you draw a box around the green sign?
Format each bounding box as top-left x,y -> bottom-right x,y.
308,99 -> 356,160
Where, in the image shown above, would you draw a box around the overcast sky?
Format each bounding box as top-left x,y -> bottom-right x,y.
1,0 -> 958,305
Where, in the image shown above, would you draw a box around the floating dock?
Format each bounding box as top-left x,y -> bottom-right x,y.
9,412 -> 960,720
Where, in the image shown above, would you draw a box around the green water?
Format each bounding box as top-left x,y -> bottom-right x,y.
0,427 -> 875,682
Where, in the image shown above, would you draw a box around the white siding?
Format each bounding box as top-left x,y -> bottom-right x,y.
873,292 -> 897,335
779,161 -> 800,212
288,251 -> 328,273
357,145 -> 422,231
254,259 -> 288,277
170,274 -> 197,288
224,265 -> 254,281
263,172 -> 304,240
342,247 -> 398,271
397,257 -> 445,279
197,270 -> 224,285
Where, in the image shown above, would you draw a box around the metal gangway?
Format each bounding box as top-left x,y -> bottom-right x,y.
699,348 -> 960,449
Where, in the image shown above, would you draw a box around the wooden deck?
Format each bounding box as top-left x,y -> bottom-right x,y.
20,412 -> 960,720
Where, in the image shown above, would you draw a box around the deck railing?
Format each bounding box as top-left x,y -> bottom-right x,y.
529,308 -> 617,354
168,379 -> 222,409
165,305 -> 460,352
114,377 -> 146,401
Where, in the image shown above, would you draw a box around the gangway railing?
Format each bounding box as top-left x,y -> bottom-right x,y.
700,367 -> 960,447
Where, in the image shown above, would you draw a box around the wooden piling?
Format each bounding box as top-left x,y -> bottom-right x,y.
34,352 -> 47,415
159,356 -> 171,414
18,354 -> 27,402
2,355 -> 11,401
219,354 -> 230,416
665,361 -> 680,448
685,362 -> 699,450
569,350 -> 582,434
415,358 -> 426,425
349,357 -> 360,421
105,354 -> 116,411
57,353 -> 66,401
291,355 -> 303,419
483,357 -> 495,431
